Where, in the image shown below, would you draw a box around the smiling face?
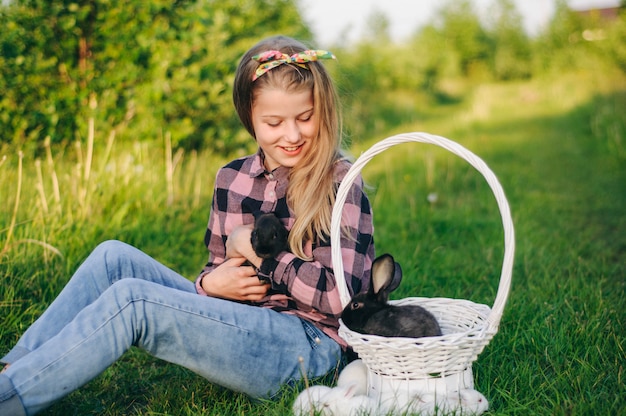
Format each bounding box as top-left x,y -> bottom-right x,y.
251,87 -> 318,171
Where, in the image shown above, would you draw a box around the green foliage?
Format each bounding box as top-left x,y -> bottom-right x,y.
530,1 -> 626,77
2,0 -> 625,156
0,0 -> 312,153
533,0 -> 588,72
593,7 -> 626,74
326,1 -> 626,151
487,0 -> 532,80
435,0 -> 493,78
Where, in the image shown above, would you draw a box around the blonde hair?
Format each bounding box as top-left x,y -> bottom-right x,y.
233,35 -> 343,260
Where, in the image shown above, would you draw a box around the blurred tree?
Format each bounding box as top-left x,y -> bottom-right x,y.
0,0 -> 312,153
533,0 -> 587,72
410,24 -> 450,93
435,0 -> 492,77
331,9 -> 419,141
603,7 -> 626,73
573,2 -> 626,74
487,0 -> 532,80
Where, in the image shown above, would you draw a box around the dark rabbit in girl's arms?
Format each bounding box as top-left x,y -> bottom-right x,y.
250,212 -> 289,259
247,212 -> 289,283
341,254 -> 442,338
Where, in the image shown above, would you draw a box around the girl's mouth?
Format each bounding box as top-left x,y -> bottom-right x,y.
282,144 -> 303,154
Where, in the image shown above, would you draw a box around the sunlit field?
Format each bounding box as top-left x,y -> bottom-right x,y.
1,66 -> 624,414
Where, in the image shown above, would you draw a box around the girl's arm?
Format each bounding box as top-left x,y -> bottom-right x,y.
194,165 -> 269,300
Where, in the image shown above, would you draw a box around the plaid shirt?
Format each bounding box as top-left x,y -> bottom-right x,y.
195,150 -> 375,347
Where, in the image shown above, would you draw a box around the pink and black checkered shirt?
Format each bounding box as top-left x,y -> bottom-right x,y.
195,150 -> 375,347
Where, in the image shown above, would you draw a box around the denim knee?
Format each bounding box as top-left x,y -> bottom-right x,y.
87,240 -> 141,284
92,239 -> 129,261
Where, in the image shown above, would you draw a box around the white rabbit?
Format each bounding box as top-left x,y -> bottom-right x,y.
404,389 -> 489,416
454,389 -> 489,414
292,385 -> 333,415
404,392 -> 456,416
336,359 -> 368,396
320,383 -> 380,416
292,383 -> 380,416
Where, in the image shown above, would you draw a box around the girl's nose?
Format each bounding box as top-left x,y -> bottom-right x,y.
284,121 -> 301,143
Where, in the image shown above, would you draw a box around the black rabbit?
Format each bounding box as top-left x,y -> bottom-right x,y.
341,254 -> 442,338
250,212 -> 289,259
244,212 -> 289,283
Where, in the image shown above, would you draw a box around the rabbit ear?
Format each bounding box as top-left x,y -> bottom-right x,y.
370,254 -> 399,302
387,260 -> 403,293
335,383 -> 358,400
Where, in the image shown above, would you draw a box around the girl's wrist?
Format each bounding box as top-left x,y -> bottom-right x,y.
200,272 -> 218,297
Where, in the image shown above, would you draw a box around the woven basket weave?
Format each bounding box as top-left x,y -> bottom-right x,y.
330,132 -> 515,384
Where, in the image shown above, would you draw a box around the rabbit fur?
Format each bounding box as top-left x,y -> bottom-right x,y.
341,254 -> 442,338
336,359 -> 368,396
292,383 -> 379,416
249,211 -> 288,259
243,211 -> 289,283
403,389 -> 488,416
292,385 -> 333,415
293,383 -> 488,415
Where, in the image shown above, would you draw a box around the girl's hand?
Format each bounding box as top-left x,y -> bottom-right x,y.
201,257 -> 270,301
226,224 -> 262,267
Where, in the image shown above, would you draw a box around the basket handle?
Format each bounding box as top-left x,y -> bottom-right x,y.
330,132 -> 515,331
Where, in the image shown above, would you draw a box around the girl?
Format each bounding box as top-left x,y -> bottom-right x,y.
0,35 -> 375,415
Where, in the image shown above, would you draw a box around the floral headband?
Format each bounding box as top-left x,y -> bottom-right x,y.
251,49 -> 336,81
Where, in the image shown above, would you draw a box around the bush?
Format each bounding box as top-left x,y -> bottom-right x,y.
0,0 -> 312,154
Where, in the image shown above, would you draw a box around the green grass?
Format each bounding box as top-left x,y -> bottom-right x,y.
354,74 -> 624,415
1,67 -> 625,415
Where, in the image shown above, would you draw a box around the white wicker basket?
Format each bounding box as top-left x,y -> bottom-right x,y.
330,132 -> 515,408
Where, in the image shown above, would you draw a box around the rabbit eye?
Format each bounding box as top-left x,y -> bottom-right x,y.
351,301 -> 362,310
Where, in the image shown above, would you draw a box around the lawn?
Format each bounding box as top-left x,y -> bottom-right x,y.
1,67 -> 624,415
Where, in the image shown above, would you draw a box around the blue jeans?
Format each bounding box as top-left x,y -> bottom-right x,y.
0,240 -> 342,415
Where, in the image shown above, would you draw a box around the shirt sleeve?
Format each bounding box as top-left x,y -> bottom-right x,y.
257,161 -> 375,319
194,167 -> 230,295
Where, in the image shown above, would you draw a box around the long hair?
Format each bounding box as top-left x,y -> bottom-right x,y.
233,35 -> 343,260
